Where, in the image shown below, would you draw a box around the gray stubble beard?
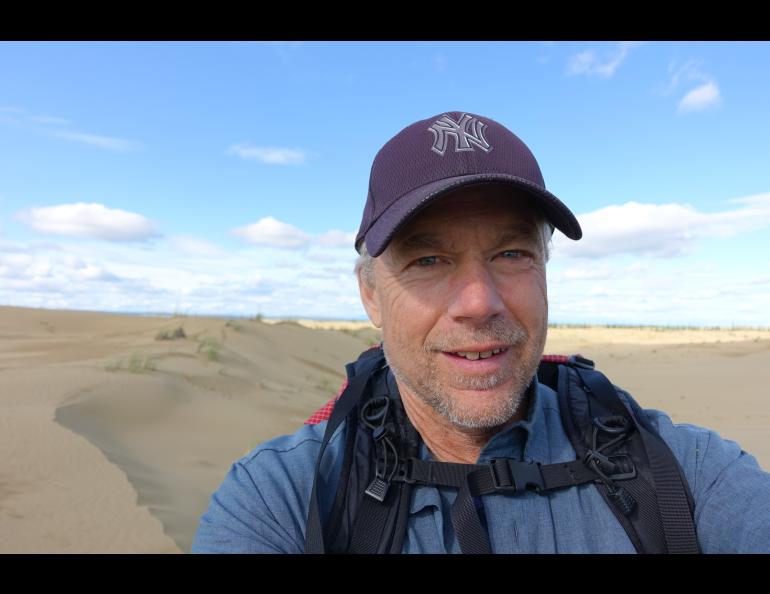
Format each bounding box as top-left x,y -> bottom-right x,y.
383,317 -> 547,431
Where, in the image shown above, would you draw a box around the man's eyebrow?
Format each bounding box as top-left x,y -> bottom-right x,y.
398,225 -> 539,251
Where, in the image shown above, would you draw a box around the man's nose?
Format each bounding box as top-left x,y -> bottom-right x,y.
446,260 -> 506,323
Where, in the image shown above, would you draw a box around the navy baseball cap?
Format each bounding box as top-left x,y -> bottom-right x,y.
355,111 -> 582,257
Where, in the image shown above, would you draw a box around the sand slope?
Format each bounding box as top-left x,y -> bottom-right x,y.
0,306 -> 380,553
1,305 -> 767,553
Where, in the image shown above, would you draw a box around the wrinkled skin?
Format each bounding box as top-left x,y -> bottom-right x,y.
358,184 -> 549,463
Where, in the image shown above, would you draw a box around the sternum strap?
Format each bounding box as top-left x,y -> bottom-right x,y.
398,457 -> 600,496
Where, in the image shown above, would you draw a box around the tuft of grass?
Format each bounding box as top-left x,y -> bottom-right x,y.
105,359 -> 123,372
156,325 -> 186,341
197,337 -> 221,361
251,312 -> 264,323
128,351 -> 157,372
225,320 -> 244,332
106,352 -> 156,373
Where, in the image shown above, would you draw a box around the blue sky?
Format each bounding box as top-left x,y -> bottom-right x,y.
1,41 -> 769,326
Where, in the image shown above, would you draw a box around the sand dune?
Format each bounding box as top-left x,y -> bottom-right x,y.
0,305 -> 768,553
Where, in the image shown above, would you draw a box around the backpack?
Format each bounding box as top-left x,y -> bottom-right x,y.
304,345 -> 700,554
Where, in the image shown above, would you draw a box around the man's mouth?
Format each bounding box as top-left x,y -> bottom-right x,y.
446,347 -> 509,361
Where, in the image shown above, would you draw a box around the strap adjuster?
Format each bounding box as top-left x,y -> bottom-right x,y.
585,450 -> 637,481
490,458 -> 546,493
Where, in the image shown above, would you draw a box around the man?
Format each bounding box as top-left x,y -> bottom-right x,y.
192,111 -> 770,554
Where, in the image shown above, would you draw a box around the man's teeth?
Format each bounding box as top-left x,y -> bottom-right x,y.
454,348 -> 506,360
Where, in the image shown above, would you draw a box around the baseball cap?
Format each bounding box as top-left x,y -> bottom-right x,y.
355,111 -> 582,257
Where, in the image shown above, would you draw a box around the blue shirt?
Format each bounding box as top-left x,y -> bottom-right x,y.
191,374 -> 770,553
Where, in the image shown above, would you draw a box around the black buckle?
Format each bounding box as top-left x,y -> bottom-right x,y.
490,459 -> 546,493
393,458 -> 417,484
585,450 -> 637,481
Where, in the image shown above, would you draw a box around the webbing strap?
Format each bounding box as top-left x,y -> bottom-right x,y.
401,457 -> 600,493
394,456 -> 610,554
452,471 -> 492,554
349,493 -> 392,553
575,367 -> 700,554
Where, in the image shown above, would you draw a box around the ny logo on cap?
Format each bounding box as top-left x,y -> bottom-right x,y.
428,113 -> 492,156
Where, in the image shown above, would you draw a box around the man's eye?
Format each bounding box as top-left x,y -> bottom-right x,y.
415,256 -> 438,267
501,250 -> 523,258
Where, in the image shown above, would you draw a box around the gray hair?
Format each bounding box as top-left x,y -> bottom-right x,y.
355,218 -> 553,287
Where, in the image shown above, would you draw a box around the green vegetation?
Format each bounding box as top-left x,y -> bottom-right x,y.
197,336 -> 222,361
155,325 -> 186,340
225,320 -> 244,332
105,351 -> 156,373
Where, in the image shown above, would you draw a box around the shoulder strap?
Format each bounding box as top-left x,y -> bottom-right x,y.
558,358 -> 700,554
304,347 -> 385,554
348,366 -> 419,554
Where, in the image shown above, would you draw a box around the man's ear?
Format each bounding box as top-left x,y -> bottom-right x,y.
357,269 -> 382,329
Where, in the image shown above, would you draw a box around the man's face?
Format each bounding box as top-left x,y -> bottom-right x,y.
358,185 -> 549,431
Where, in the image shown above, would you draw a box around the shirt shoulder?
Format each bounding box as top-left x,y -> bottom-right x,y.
615,387 -> 770,553
191,420 -> 346,554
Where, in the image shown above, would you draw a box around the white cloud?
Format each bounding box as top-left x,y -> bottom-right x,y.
307,252 -> 337,263
663,59 -> 707,96
565,41 -> 643,78
678,81 -> 722,113
660,60 -> 722,115
16,202 -> 159,241
548,258 -> 770,327
49,130 -> 139,151
0,106 -> 140,151
554,193 -> 770,259
317,229 -> 356,248
2,220 -> 767,326
562,266 -> 612,281
227,143 -> 307,165
167,236 -> 227,257
232,216 -> 311,248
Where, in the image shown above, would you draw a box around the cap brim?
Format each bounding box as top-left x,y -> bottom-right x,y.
364,173 -> 583,257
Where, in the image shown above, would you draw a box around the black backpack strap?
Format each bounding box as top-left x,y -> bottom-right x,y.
348,368 -> 419,554
572,365 -> 700,554
304,348 -> 385,554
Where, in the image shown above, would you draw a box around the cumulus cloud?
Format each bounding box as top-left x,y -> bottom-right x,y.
167,236 -> 227,257
227,143 -> 307,165
232,216 -> 311,248
565,41 -> 643,78
562,266 -> 612,281
317,229 -> 356,248
678,80 -> 722,113
17,202 -> 159,241
0,252 -> 121,286
553,193 -> 770,259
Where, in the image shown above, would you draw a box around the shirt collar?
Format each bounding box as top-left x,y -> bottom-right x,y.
407,375 -> 550,515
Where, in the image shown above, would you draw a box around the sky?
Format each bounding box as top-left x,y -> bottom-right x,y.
1,41 -> 769,326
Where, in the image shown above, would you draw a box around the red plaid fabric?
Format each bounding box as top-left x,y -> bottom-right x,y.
540,354 -> 570,364
304,352 -> 576,425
